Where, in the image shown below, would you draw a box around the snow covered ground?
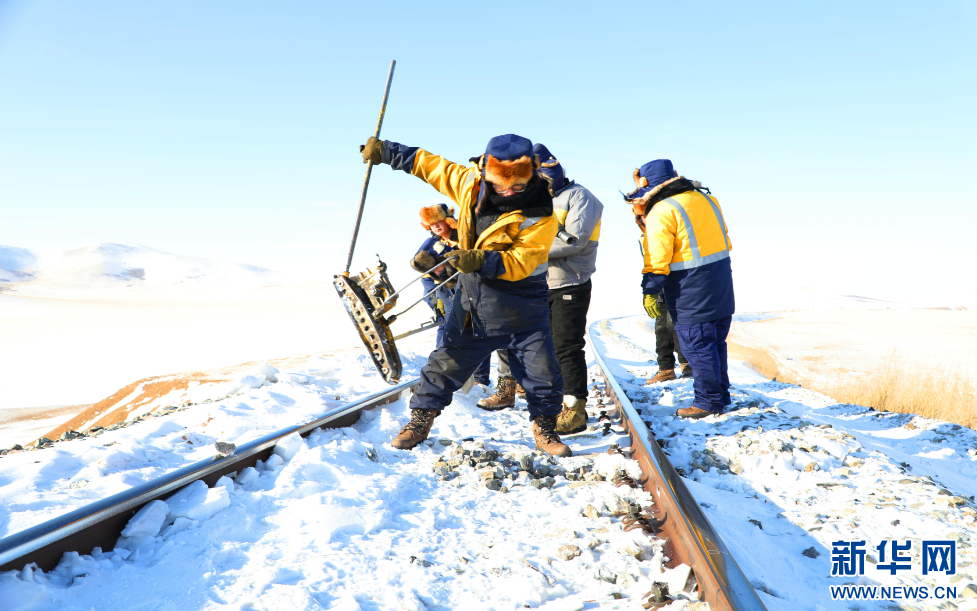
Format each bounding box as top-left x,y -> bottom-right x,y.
4,316 -> 976,609
594,317 -> 977,610
0,406 -> 90,453
1,333 -> 704,610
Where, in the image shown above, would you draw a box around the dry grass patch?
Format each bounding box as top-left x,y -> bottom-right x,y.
730,340 -> 977,429
828,354 -> 977,428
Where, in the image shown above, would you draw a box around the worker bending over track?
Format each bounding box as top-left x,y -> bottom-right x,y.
360,133 -> 572,456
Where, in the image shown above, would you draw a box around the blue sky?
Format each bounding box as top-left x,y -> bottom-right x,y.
2,1 -> 975,305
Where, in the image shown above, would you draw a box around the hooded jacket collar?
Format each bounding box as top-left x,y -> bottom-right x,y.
631,176 -> 696,216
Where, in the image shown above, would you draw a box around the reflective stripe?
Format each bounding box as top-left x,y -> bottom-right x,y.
522,215 -> 547,275
701,193 -> 730,250
669,250 -> 729,271
663,195 -> 729,272
663,198 -> 700,261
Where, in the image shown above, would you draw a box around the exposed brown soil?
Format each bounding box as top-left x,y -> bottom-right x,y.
36,353 -> 315,444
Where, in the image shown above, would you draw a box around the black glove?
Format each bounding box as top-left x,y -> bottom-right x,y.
411,250 -> 440,274
410,250 -> 448,282
359,136 -> 383,165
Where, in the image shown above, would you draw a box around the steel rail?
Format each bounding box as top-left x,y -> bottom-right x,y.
0,377 -> 420,573
588,319 -> 767,611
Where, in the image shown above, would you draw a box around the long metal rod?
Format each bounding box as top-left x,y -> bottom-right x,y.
0,378 -> 419,572
387,270 -> 461,321
393,318 -> 444,341
588,320 -> 767,611
378,260 -> 453,310
344,59 -> 396,275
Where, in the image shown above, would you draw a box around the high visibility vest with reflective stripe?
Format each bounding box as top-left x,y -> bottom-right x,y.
642,190 -> 731,274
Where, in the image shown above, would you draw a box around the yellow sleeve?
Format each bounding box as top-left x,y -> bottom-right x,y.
497,215 -> 558,281
642,206 -> 677,275
410,149 -> 479,207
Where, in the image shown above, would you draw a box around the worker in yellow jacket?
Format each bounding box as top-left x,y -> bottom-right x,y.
360,133 -> 572,456
625,159 -> 735,419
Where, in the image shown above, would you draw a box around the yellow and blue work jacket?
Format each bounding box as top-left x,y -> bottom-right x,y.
639,186 -> 735,324
384,140 -> 558,336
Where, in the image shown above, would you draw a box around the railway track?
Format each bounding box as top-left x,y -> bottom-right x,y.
588,320 -> 767,610
0,378 -> 418,574
2,321 -> 765,610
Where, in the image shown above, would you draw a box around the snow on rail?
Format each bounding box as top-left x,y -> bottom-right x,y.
0,351 -> 411,541
6,314 -> 974,610
2,341 -> 707,609
593,316 -> 977,611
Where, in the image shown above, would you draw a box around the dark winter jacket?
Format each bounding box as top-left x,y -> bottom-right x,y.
383,140 -> 557,337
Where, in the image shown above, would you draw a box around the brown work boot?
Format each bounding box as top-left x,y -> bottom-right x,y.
477,376 -> 515,411
644,368 -> 677,385
515,383 -> 526,397
532,414 -> 572,457
676,406 -> 717,419
391,409 -> 438,449
680,363 -> 693,378
555,396 -> 588,434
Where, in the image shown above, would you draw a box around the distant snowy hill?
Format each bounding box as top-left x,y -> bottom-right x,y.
0,246 -> 38,284
0,243 -> 283,290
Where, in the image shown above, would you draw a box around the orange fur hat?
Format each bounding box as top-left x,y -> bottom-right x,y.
419,203 -> 458,230
480,133 -> 538,193
483,155 -> 535,192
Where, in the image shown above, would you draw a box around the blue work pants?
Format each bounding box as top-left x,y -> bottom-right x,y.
410,326 -> 563,420
674,316 -> 731,413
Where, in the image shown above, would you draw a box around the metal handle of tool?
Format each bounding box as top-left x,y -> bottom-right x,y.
385,270 -> 461,324
378,259 -> 454,310
393,318 -> 445,341
343,59 -> 397,275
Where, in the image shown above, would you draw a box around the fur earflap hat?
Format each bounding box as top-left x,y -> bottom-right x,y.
419,203 -> 458,230
624,159 -> 677,203
533,143 -> 568,196
480,134 -> 539,192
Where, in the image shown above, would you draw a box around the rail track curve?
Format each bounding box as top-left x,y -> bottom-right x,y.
2,320 -> 766,610
589,319 -> 767,610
